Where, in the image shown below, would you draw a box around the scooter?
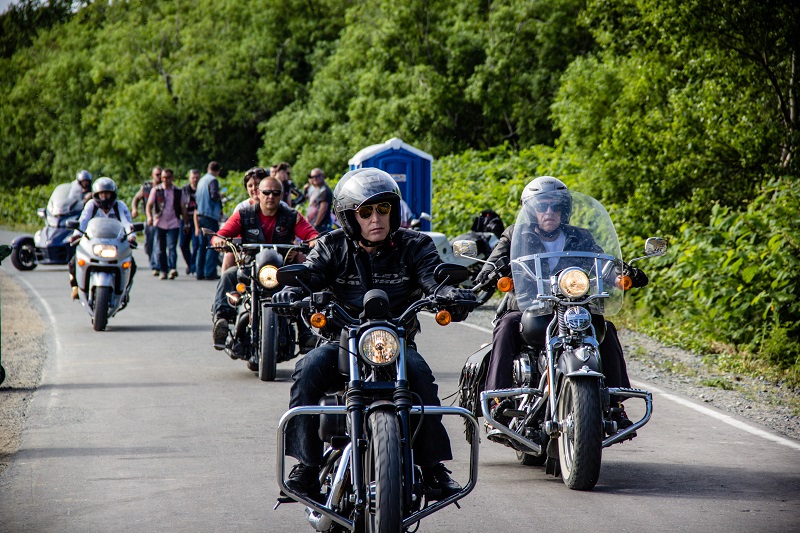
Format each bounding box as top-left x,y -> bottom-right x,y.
67,218 -> 144,331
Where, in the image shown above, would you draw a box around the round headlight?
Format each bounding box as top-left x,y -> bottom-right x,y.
558,268 -> 590,298
258,265 -> 279,289
358,327 -> 400,366
92,244 -> 118,258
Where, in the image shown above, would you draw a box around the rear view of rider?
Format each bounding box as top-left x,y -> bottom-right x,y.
475,176 -> 648,437
273,168 -> 477,501
68,178 -> 137,299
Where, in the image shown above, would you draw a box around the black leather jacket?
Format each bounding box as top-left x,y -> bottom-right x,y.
478,223 -> 603,313
302,228 -> 442,319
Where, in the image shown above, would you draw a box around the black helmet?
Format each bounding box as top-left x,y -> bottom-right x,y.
76,170 -> 93,184
92,177 -> 118,211
521,176 -> 572,225
243,166 -> 268,190
333,168 -> 402,245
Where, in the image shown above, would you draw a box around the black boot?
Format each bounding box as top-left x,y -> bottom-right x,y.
283,463 -> 321,500
421,463 -> 461,500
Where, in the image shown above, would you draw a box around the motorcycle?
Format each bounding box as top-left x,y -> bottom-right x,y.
273,263 -> 482,532
66,217 -> 144,331
410,211 -> 503,304
205,228 -> 310,381
456,191 -> 667,490
11,183 -> 84,271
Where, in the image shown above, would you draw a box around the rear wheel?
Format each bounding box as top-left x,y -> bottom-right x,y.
365,411 -> 402,533
557,378 -> 603,490
258,307 -> 278,381
93,286 -> 111,332
11,241 -> 37,271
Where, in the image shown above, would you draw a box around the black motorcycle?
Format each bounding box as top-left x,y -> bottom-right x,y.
273,263 -> 481,532
206,229 -> 311,381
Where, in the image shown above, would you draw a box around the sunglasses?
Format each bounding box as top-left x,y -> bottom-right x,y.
356,202 -> 392,219
534,202 -> 562,214
260,189 -> 282,197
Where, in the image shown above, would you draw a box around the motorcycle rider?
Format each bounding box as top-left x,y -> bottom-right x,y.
273,168 -> 477,501
210,174 -> 319,354
474,176 -> 648,440
69,170 -> 93,205
68,177 -> 137,299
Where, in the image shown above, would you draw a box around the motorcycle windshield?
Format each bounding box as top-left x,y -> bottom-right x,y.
47,183 -> 84,223
85,217 -> 125,241
510,191 -> 624,316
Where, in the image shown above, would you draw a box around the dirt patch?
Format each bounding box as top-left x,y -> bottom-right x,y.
0,270 -> 49,476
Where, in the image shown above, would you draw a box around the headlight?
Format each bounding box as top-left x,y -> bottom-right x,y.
92,244 -> 118,258
558,268 -> 590,298
258,265 -> 279,289
358,327 -> 400,366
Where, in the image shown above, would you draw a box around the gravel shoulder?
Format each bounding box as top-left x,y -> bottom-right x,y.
0,276 -> 797,479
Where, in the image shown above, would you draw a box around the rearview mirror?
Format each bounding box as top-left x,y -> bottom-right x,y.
65,219 -> 79,229
276,263 -> 310,286
434,263 -> 471,285
452,240 -> 478,258
644,237 -> 667,257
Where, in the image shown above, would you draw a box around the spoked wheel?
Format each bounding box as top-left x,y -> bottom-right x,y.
93,286 -> 110,332
557,378 -> 603,490
11,241 -> 37,271
259,307 -> 278,381
365,410 -> 402,533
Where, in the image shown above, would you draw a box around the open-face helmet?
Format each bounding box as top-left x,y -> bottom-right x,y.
520,176 -> 572,225
333,168 -> 402,245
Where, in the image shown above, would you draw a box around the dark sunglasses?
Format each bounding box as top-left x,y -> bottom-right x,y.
534,202 -> 562,214
260,189 -> 282,197
356,202 -> 392,219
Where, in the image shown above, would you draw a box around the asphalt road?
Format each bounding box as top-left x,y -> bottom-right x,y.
1,230 -> 798,532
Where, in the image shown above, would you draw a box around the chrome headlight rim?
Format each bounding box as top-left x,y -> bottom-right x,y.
92,243 -> 118,259
557,267 -> 590,298
257,264 -> 279,289
358,326 -> 401,367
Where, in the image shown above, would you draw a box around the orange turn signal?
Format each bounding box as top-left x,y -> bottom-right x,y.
121,261 -> 131,269
497,276 -> 514,293
310,312 -> 327,328
236,282 -> 247,293
616,275 -> 633,291
435,310 -> 452,326
77,258 -> 86,267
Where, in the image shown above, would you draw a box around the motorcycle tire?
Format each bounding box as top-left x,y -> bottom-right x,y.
93,286 -> 111,332
557,378 -> 603,490
10,241 -> 37,271
258,306 -> 278,381
365,410 -> 402,533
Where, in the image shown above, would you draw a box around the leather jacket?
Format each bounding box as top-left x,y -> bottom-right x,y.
302,228 -> 442,319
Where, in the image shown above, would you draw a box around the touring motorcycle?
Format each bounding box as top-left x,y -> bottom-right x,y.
67,217 -> 144,331
457,191 -> 667,490
11,183 -> 84,271
205,228 -> 311,381
273,263 -> 481,532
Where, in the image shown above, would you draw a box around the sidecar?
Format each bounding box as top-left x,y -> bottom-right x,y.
10,183 -> 84,271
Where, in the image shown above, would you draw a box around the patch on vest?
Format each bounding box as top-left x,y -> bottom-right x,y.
275,225 -> 289,236
246,228 -> 260,236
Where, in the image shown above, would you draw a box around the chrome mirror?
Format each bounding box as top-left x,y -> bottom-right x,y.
452,240 -> 478,258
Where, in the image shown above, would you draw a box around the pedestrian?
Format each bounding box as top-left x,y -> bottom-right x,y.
132,166 -> 163,275
194,161 -> 224,280
146,168 -> 187,280
303,168 -> 333,233
180,169 -> 200,276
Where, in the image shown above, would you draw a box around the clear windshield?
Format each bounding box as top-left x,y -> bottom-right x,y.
510,191 -> 624,316
85,217 -> 125,241
48,184 -> 84,221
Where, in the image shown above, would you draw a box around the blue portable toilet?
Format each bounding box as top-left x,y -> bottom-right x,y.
349,137 -> 433,231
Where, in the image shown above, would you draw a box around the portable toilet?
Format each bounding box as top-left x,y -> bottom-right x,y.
349,137 -> 433,231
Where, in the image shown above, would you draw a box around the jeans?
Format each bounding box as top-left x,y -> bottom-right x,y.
212,266 -> 238,318
155,227 -> 180,273
286,343 -> 452,467
145,224 -> 159,271
179,221 -> 199,274
196,215 -> 220,279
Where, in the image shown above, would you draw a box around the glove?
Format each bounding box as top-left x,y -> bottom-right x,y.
626,264 -> 649,288
474,267 -> 493,287
439,286 -> 477,322
273,287 -> 303,316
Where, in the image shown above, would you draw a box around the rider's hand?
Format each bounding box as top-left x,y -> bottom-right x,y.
474,267 -> 493,287
439,286 -> 477,322
273,287 -> 303,316
628,265 -> 649,288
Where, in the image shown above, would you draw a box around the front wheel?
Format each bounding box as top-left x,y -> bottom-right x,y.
258,307 -> 278,381
557,378 -> 603,490
11,241 -> 37,271
365,410 -> 403,533
93,286 -> 111,331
